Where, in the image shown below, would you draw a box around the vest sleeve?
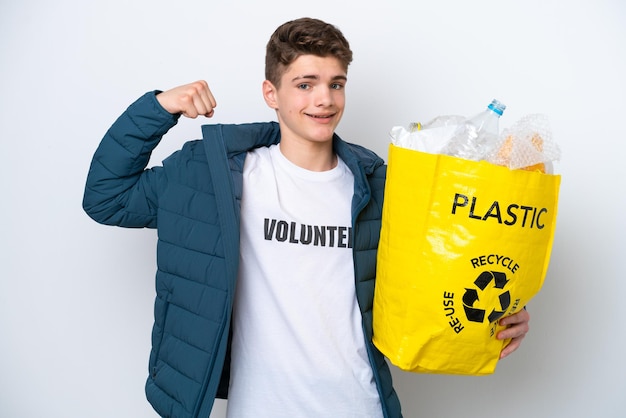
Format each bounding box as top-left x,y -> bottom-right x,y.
82,91 -> 180,228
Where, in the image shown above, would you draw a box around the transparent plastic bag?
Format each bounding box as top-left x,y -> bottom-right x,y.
486,114 -> 561,173
390,115 -> 464,153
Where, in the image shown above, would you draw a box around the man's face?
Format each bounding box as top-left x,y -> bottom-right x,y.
263,54 -> 347,147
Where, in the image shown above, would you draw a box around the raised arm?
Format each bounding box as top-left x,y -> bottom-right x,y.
82,81 -> 217,228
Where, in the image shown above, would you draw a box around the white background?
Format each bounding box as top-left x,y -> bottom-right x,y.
1,0 -> 624,417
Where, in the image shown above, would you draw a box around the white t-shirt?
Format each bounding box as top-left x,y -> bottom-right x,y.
226,144 -> 383,418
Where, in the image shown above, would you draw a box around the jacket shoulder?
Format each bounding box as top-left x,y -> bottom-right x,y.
335,137 -> 385,176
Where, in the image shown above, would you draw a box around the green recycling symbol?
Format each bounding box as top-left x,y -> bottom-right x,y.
462,271 -> 511,323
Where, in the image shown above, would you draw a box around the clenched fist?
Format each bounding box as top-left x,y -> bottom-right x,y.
156,80 -> 217,118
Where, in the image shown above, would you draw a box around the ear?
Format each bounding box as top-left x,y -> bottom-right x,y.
262,80 -> 278,110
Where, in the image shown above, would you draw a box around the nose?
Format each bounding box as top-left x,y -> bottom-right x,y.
314,85 -> 333,107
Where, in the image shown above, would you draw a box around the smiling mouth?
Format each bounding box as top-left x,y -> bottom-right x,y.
306,113 -> 335,119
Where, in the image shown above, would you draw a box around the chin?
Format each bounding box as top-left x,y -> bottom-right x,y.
308,132 -> 335,144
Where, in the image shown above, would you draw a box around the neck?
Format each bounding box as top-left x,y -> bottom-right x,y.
278,139 -> 337,172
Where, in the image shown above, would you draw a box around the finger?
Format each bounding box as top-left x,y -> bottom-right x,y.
176,87 -> 201,118
500,309 -> 530,326
497,310 -> 530,359
192,93 -> 216,118
497,319 -> 529,341
190,80 -> 217,118
500,336 -> 524,359
176,81 -> 216,118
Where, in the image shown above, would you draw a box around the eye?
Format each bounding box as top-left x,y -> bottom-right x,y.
297,83 -> 311,90
330,83 -> 344,90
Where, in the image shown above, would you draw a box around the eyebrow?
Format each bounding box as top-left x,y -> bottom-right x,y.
291,74 -> 348,82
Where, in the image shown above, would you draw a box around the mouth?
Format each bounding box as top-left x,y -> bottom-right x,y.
305,112 -> 335,121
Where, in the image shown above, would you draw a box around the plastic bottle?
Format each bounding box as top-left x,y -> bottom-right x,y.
441,99 -> 506,161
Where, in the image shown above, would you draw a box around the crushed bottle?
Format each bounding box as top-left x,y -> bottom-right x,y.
440,99 -> 506,161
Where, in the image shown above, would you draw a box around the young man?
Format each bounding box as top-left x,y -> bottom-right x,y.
83,17 -> 529,418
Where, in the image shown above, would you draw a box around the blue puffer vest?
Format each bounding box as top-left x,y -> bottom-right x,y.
83,92 -> 402,418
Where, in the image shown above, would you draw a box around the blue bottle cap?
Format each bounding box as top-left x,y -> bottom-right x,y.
488,99 -> 506,116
